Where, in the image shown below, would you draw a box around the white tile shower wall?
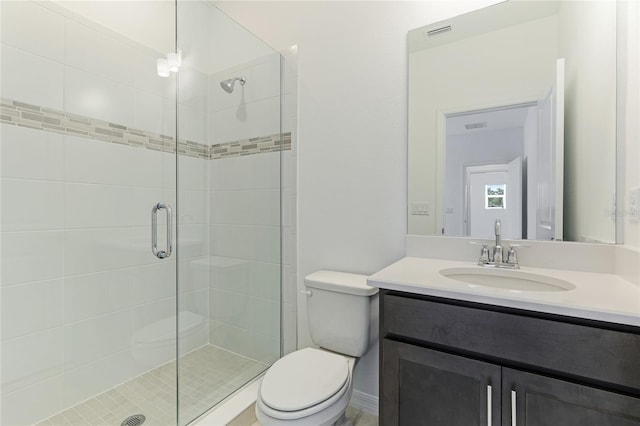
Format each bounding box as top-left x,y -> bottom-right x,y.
175,25 -> 211,361
0,2 -> 209,425
208,54 -> 282,146
0,1 -> 65,62
0,44 -> 65,110
208,153 -> 282,364
0,127 -> 194,425
2,1 -> 290,423
206,46 -> 298,361
0,125 -> 212,425
178,154 -> 211,359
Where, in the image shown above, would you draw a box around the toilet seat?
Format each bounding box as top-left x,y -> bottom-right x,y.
257,348 -> 353,421
257,377 -> 350,421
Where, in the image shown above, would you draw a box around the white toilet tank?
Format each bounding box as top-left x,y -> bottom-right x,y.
304,271 -> 379,358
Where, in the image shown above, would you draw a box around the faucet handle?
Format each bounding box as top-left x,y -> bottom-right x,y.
480,245 -> 490,263
506,244 -> 529,266
469,241 -> 490,263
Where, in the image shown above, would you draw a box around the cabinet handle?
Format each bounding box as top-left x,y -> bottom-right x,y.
487,385 -> 492,425
511,390 -> 517,426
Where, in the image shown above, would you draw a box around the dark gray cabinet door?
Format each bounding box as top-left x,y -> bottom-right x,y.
382,339 -> 501,426
503,368 -> 640,426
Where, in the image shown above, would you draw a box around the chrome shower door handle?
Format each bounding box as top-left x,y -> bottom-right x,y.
151,202 -> 173,259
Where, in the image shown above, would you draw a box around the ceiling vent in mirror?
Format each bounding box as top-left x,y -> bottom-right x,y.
465,122 -> 488,130
425,25 -> 452,38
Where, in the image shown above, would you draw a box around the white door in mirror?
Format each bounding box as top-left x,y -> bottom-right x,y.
466,159 -> 522,240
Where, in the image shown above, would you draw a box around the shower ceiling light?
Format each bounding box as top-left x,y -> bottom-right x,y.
167,49 -> 182,72
157,50 -> 182,78
157,58 -> 170,77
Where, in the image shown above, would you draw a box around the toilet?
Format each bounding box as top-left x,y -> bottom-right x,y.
256,271 -> 379,425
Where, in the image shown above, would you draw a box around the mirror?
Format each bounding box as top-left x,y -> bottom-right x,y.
408,0 -> 617,243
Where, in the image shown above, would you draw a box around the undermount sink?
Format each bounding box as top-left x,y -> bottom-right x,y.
439,267 -> 576,292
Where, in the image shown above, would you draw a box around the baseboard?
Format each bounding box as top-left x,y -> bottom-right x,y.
350,390 -> 379,416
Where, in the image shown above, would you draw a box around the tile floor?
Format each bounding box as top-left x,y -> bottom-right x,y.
344,406 -> 379,426
229,404 -> 378,426
228,404 -> 378,426
36,345 -> 268,426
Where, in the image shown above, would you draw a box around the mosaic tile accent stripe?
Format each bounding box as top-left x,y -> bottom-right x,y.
211,132 -> 291,159
0,98 -> 291,160
0,98 -> 207,159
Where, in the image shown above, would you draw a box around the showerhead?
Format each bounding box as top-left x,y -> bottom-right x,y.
220,76 -> 246,93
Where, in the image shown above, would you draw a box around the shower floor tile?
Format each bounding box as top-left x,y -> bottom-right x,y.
37,345 -> 268,426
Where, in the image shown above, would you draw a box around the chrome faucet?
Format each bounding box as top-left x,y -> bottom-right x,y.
472,219 -> 524,269
494,219 -> 503,265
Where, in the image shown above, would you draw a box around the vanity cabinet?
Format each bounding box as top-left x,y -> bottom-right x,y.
504,368 -> 640,425
380,290 -> 640,425
383,339 -> 501,425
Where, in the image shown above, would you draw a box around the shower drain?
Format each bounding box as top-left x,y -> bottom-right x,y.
121,414 -> 146,426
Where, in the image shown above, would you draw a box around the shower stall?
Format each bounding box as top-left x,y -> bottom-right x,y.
0,1 -> 293,424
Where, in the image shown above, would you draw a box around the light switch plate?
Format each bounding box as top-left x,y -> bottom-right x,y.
411,202 -> 430,215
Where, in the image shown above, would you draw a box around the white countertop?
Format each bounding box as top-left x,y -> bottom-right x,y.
368,257 -> 640,327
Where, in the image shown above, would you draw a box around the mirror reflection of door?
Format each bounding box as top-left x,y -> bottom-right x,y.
443,103 -> 531,237
465,159 -> 522,239
442,93 -> 563,240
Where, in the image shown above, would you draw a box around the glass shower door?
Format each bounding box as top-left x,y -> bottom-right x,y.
176,1 -> 283,424
0,1 -> 180,425
1,0 -> 284,423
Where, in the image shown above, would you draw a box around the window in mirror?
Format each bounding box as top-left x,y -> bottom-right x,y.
486,185 -> 506,209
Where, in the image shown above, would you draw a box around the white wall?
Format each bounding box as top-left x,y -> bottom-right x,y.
558,1 -> 617,244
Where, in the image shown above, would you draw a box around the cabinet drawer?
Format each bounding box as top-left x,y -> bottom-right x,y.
382,293 -> 640,393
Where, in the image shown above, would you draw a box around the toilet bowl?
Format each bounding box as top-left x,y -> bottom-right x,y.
256,348 -> 356,425
256,271 -> 378,426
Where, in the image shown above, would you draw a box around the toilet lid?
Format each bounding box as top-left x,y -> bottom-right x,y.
260,348 -> 349,412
